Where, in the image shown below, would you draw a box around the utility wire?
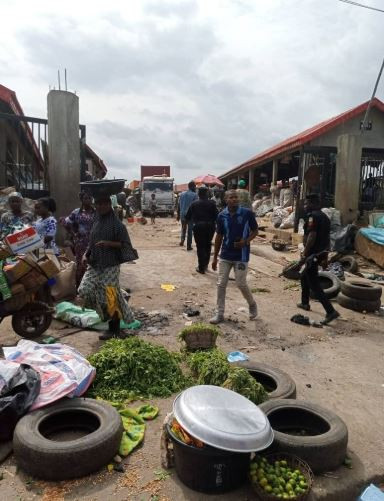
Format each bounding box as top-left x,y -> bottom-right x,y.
337,0 -> 384,13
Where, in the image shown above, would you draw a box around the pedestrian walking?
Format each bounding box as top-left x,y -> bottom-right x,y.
62,192 -> 96,287
210,190 -> 258,324
185,186 -> 218,274
177,181 -> 198,250
236,179 -> 252,208
149,193 -> 157,224
78,194 -> 134,341
297,194 -> 340,324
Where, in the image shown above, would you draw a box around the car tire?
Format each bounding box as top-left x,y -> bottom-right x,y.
339,256 -> 358,274
340,280 -> 382,302
235,362 -> 296,400
259,399 -> 348,473
13,398 -> 123,480
309,271 -> 340,300
337,292 -> 381,313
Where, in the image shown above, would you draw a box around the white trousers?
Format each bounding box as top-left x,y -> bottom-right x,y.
216,259 -> 256,315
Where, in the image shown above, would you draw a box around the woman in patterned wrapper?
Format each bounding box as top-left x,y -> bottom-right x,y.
78,193 -> 134,341
62,192 -> 96,287
34,197 -> 60,255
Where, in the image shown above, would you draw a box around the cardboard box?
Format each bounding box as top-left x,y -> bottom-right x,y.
19,269 -> 47,290
5,227 -> 43,254
3,255 -> 37,284
36,254 -> 61,278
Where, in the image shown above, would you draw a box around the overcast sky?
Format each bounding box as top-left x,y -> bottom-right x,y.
1,0 -> 383,183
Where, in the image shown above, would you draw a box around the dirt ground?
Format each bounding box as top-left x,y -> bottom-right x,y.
1,217 -> 384,501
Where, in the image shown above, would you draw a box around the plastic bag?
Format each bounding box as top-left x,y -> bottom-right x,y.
54,301 -> 101,327
3,340 -> 96,410
0,361 -> 41,440
50,260 -> 77,301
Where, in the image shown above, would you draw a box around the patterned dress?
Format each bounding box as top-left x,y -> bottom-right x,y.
0,211 -> 34,238
78,211 -> 134,324
64,208 -> 96,287
34,216 -> 60,255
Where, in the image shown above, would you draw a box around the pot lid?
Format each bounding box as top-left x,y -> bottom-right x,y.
173,385 -> 273,453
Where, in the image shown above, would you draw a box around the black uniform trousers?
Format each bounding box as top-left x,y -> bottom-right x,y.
193,222 -> 215,272
301,257 -> 335,315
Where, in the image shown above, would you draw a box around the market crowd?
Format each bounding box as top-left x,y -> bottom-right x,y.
0,177 -> 338,345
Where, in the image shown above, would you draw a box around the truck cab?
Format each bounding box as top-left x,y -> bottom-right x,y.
141,175 -> 175,216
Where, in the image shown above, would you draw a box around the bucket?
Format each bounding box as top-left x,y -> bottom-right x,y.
127,217 -> 135,223
167,424 -> 250,493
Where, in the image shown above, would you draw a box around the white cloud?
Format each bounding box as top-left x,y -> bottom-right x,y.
1,0 -> 383,182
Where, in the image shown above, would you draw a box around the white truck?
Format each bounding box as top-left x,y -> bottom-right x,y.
141,175 -> 175,216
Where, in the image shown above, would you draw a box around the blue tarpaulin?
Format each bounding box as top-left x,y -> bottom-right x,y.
359,227 -> 384,246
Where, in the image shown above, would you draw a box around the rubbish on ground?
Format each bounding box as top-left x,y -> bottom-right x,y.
290,314 -> 323,328
184,306 -> 200,317
251,287 -> 271,293
360,272 -> 384,282
326,261 -> 345,279
179,323 -> 219,350
227,351 -> 249,362
3,340 -> 96,410
0,361 -> 40,440
358,484 -> 384,500
105,401 -> 159,457
41,336 -> 57,344
250,454 -> 312,499
88,337 -> 190,401
161,284 -> 176,292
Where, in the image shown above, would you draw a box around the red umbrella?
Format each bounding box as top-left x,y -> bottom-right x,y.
194,174 -> 224,187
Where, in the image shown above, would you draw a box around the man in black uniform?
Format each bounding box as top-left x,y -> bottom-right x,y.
298,194 -> 339,324
185,187 -> 218,274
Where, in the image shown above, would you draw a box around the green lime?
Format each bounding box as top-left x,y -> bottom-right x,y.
259,477 -> 268,487
264,485 -> 273,493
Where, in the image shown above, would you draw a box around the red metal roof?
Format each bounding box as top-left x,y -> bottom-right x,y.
0,84 -> 44,168
0,84 -> 25,116
220,98 -> 384,178
85,144 -> 107,176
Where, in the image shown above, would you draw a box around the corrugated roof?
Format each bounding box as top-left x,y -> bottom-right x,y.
220,98 -> 384,179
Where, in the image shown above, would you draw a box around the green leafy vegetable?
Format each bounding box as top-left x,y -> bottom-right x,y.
222,367 -> 268,404
88,337 -> 190,401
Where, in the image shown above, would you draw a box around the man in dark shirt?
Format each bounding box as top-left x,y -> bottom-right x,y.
298,194 -> 339,324
209,190 -> 258,324
185,187 -> 218,273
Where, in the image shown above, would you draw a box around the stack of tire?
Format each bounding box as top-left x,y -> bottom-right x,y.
337,280 -> 382,312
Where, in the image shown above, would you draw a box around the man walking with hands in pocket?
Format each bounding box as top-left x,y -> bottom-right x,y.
210,190 -> 259,324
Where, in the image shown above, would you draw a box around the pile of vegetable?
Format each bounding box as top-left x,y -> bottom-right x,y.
250,456 -> 310,499
178,323 -> 220,342
187,349 -> 229,385
170,418 -> 204,448
186,349 -> 267,405
88,337 -> 190,401
223,367 -> 267,404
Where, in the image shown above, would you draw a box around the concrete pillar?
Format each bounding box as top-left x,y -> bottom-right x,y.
335,134 -> 362,224
248,168 -> 255,197
272,159 -> 278,184
47,90 -> 80,242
